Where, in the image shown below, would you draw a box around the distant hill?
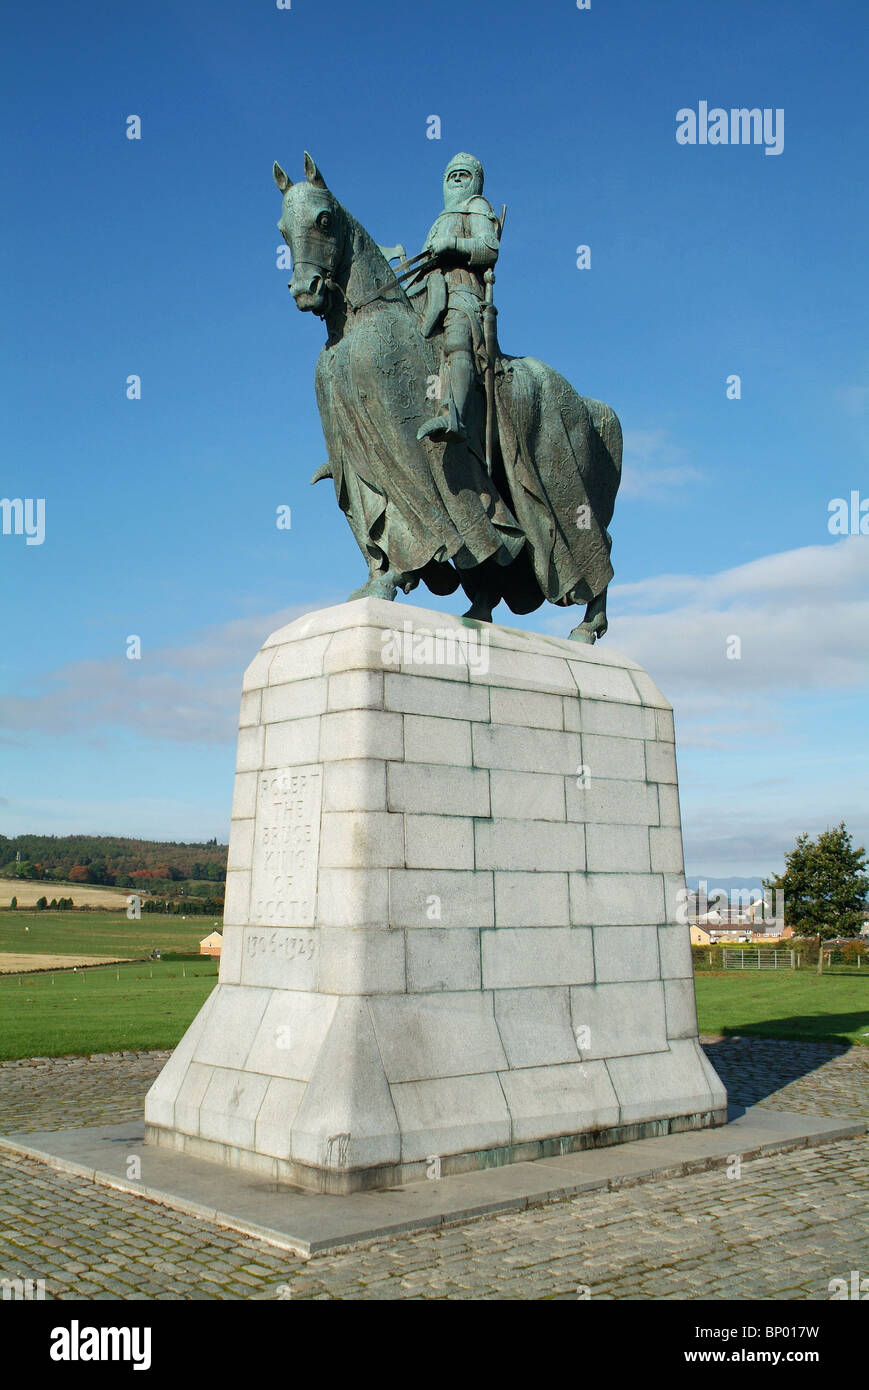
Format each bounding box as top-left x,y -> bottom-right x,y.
0,834 -> 228,889
686,876 -> 764,894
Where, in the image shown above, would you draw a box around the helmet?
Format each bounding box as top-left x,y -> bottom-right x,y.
443,152 -> 484,205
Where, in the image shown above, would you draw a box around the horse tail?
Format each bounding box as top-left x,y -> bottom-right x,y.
580,396 -> 622,531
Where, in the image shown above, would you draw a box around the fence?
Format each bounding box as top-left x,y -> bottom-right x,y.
722,948 -> 796,971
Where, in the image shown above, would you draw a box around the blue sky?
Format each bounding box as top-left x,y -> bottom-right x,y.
1,0 -> 867,878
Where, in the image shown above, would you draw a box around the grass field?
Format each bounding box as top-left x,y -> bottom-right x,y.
695,969 -> 869,1046
0,910 -> 219,963
0,958 -> 220,1059
1,917 -> 867,1059
0,879 -> 134,909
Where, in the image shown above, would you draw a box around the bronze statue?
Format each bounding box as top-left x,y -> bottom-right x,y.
274,151 -> 621,642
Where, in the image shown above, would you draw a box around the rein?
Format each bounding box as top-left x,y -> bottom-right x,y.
326,251 -> 435,314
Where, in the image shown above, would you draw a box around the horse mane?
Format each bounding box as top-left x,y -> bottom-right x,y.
341,206 -> 413,316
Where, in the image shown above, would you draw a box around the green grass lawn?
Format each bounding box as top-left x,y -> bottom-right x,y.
1,923 -> 867,1060
695,969 -> 869,1046
0,958 -> 219,1059
0,910 -> 219,960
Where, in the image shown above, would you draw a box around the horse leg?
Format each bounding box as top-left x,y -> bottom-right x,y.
348,558 -> 419,602
569,587 -> 609,643
457,555 -> 501,623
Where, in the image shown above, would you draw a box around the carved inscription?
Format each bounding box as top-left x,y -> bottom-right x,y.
250,764 -> 323,927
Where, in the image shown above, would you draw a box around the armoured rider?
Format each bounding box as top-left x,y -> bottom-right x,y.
409,153 -> 501,449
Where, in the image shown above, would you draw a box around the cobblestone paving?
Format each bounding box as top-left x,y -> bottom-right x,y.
0,1039 -> 866,1300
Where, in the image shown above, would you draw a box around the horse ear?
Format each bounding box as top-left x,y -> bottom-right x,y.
304,151 -> 327,189
273,162 -> 293,193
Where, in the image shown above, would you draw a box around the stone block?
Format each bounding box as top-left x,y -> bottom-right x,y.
606,1039 -> 725,1126
238,927 -> 319,991
223,870 -> 251,926
405,814 -> 475,869
322,759 -> 386,812
501,1061 -> 621,1142
263,715 -> 320,768
325,669 -> 384,712
199,1067 -> 270,1151
658,923 -> 693,979
368,993 -> 507,1083
490,687 -> 564,730
650,826 -> 685,873
585,823 -> 651,873
291,998 -> 401,1171
580,732 -> 645,782
173,1061 -> 213,1137
629,669 -> 672,710
474,646 -> 575,694
567,661 -> 641,703
406,927 -> 482,992
472,722 -> 580,774
490,769 -> 565,821
566,777 -> 659,826
236,725 -> 264,772
476,819 -> 585,872
254,1077 -> 306,1160
317,927 -> 406,994
657,783 -> 681,827
231,771 -> 258,821
593,925 -> 661,982
481,927 -> 594,989
193,985 -> 271,1071
645,740 -> 678,783
569,980 -> 668,1058
238,689 -> 261,728
578,698 -> 656,740
244,992 -> 338,1082
316,868 -> 388,927
391,1073 -> 511,1163
384,671 -> 489,720
267,634 -> 331,684
319,811 -> 405,868
218,924 -> 243,984
493,987 -> 579,1067
665,977 -> 699,1039
388,869 -> 495,929
404,714 -> 472,765
319,708 -> 404,761
262,676 -> 328,723
493,871 -> 570,927
569,872 -> 665,926
387,762 -> 489,817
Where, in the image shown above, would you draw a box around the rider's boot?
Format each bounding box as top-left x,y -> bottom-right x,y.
417,351 -> 474,445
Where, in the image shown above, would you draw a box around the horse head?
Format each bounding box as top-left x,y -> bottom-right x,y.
274,152 -> 349,317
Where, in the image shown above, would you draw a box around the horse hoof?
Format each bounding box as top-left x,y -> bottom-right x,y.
568,616 -> 607,644
463,603 -> 494,623
348,577 -> 398,601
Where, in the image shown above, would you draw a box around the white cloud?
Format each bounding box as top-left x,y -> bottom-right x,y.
619,427 -> 703,498
608,536 -> 869,703
0,602 -> 332,745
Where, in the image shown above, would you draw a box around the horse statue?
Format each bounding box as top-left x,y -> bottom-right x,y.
274,151 -> 622,642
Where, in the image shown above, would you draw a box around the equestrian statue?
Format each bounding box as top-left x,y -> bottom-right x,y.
274,150 -> 622,642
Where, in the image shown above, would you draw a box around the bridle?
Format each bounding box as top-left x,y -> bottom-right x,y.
287,211 -> 433,317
